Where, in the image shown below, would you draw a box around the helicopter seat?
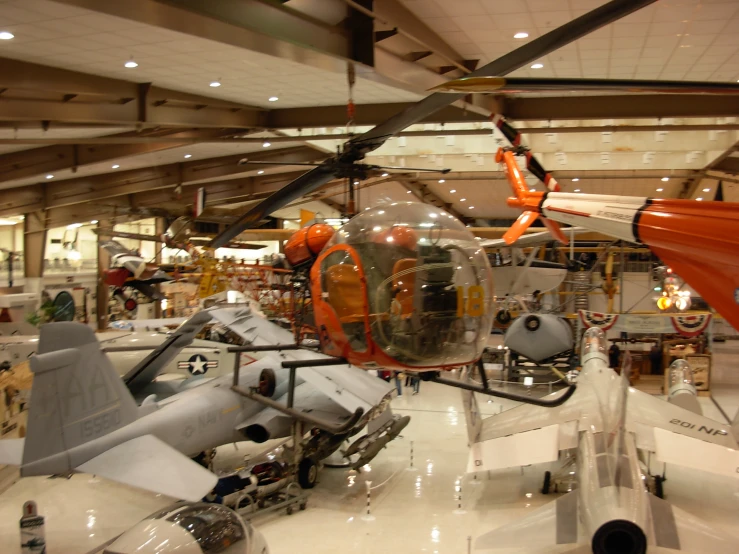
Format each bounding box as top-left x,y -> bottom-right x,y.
324,263 -> 365,323
391,258 -> 417,318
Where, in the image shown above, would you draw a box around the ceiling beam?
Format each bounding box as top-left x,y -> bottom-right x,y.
0,146 -> 326,217
679,140 -> 739,198
371,0 -> 472,73
503,94 -> 739,120
395,177 -> 466,221
0,128 -> 249,185
265,102 -> 493,128
0,57 -> 267,128
712,154 -> 739,174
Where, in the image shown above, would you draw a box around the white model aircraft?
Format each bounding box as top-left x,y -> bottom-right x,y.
482,228 -> 586,299
464,327 -> 739,554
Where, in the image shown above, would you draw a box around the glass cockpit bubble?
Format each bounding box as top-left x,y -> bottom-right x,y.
668,358 -> 695,387
315,202 -> 494,369
581,327 -> 607,357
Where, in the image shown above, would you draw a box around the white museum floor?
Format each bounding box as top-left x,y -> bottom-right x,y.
1,349 -> 739,553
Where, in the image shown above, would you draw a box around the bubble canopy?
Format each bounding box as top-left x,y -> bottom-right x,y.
310,202 -> 494,370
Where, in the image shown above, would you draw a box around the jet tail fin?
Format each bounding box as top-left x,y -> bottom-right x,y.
22,323 -> 139,472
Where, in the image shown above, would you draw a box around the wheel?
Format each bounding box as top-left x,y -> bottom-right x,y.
299,502 -> 307,511
654,475 -> 664,499
298,458 -> 318,489
542,471 -> 552,494
286,505 -> 293,515
524,315 -> 540,332
495,310 -> 512,325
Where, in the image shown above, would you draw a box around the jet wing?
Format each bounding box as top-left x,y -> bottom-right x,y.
648,494 -> 737,554
476,492 -> 581,550
469,389 -> 591,472
480,227 -> 586,249
209,307 -> 394,412
100,239 -> 133,258
127,280 -> 165,301
625,387 -> 737,452
118,311 -> 213,395
76,434 -> 217,502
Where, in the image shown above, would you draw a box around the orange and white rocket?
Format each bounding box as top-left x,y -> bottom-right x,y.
497,148 -> 739,331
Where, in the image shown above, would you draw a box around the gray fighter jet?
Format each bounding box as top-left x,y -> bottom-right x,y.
0,305 -> 404,502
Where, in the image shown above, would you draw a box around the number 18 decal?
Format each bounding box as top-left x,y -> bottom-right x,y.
456,285 -> 485,317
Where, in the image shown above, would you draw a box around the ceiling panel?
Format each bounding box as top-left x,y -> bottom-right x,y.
0,0 -> 423,110
402,0 -> 738,82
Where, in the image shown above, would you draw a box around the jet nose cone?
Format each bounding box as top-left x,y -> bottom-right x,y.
591,520 -> 647,554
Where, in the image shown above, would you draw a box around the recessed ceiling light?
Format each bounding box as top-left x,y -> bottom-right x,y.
407,190 -> 412,194
124,59 -> 138,68
45,174 -> 54,179
184,154 -> 192,159
531,63 -> 544,69
381,172 -> 389,177
0,31 -> 14,40
353,180 -> 359,185
438,179 -> 445,183
111,164 -> 120,169
460,198 -> 467,202
257,170 -> 264,175
268,96 -> 278,102
574,189 -> 581,192
514,32 -> 528,39
262,141 -> 271,147
469,206 -> 475,209
572,178 -> 579,182
661,177 -> 669,182
91,220 -> 98,224
696,197 -> 703,201
210,80 -> 221,87
450,189 -> 456,193
656,188 -> 664,192
702,188 -> 710,192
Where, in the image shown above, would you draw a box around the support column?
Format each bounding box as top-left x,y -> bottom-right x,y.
22,211 -> 47,300
96,222 -> 110,331
154,217 -> 166,318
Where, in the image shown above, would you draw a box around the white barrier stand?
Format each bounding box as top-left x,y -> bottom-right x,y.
361,481 -> 376,521
20,501 -> 45,554
453,477 -> 466,514
406,440 -> 418,472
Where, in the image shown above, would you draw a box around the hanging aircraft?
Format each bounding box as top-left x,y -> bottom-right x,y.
429,76 -> 739,331
100,239 -> 173,308
463,328 -> 739,554
0,303 -> 409,500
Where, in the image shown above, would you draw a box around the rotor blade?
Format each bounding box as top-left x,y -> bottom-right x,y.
209,162 -> 338,248
370,165 -> 451,173
504,211 -> 539,245
350,0 -> 657,152
213,0 -> 655,245
432,77 -> 739,94
238,159 -> 322,166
